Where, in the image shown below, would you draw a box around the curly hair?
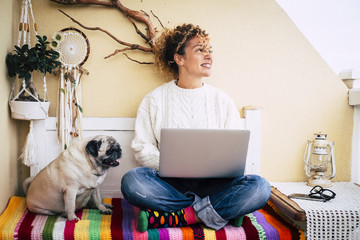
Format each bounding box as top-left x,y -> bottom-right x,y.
154,23 -> 209,79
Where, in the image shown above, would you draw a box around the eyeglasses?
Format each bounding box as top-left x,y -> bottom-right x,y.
308,185 -> 336,202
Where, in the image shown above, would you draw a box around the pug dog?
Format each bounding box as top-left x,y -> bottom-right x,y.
23,135 -> 122,221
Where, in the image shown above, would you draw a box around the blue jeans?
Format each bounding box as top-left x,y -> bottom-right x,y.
121,167 -> 271,230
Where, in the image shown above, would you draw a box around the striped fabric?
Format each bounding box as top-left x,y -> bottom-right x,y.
0,197 -> 304,240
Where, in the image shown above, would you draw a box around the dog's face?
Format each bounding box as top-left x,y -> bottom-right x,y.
85,135 -> 122,169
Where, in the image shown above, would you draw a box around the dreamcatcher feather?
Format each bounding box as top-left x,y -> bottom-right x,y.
51,28 -> 90,149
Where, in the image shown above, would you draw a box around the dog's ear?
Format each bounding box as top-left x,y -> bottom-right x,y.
86,140 -> 101,157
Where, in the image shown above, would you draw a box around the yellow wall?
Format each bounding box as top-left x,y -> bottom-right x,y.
0,0 -> 21,212
33,0 -> 353,182
1,0 -> 353,211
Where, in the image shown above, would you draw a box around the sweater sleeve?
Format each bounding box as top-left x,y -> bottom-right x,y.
131,96 -> 160,171
224,95 -> 244,130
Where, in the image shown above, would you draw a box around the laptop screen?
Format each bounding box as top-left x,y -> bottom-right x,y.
159,128 -> 250,178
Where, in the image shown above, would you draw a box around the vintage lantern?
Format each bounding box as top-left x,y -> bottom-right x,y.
304,133 -> 336,187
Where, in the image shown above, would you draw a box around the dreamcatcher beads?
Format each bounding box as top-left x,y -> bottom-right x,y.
69,131 -> 79,137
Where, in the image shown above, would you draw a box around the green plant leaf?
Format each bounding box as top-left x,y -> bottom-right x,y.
5,35 -> 61,81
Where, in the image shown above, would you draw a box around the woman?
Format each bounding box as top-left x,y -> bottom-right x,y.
121,24 -> 271,232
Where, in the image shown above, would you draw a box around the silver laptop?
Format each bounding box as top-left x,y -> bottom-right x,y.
159,128 -> 250,178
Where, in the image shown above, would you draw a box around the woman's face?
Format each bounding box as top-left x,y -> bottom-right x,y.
176,36 -> 213,79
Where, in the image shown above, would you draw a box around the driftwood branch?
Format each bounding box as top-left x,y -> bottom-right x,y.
58,9 -> 153,54
49,0 -> 114,7
126,15 -> 151,44
112,0 -> 156,46
51,0 -> 160,63
104,47 -> 132,59
123,53 -> 153,65
51,0 -> 156,46
151,10 -> 164,29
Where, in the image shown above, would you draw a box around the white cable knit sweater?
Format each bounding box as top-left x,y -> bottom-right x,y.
131,80 -> 244,171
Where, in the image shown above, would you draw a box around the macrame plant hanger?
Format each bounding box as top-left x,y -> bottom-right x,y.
10,0 -> 48,109
51,28 -> 90,149
12,0 -> 48,167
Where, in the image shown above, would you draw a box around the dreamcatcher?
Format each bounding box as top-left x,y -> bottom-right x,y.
51,28 -> 90,149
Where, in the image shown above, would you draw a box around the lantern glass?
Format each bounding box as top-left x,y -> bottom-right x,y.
304,132 -> 336,187
308,152 -> 330,172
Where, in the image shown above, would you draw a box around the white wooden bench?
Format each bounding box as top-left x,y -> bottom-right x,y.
30,108 -> 262,198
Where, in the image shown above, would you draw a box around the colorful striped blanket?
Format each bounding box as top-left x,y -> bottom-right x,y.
0,196 -> 304,240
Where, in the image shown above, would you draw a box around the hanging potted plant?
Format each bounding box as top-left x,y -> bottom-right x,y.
6,35 -> 61,120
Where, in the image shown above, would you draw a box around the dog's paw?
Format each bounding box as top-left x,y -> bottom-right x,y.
100,208 -> 113,215
62,213 -> 80,222
98,203 -> 113,215
68,217 -> 80,222
104,203 -> 113,209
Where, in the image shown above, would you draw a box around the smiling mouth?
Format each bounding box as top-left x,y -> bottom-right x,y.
201,63 -> 211,68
